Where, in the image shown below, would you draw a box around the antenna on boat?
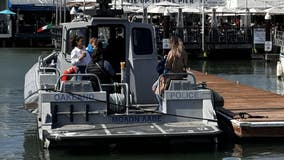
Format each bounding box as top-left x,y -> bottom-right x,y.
201,0 -> 205,56
83,0 -> 86,13
63,0 -> 66,22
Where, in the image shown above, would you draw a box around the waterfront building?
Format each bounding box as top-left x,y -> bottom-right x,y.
0,0 -> 71,47
0,0 -> 12,38
1,0 -> 284,57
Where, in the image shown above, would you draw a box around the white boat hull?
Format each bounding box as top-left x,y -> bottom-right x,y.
24,63 -> 40,110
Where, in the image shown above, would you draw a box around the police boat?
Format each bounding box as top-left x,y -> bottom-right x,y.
24,2 -> 222,148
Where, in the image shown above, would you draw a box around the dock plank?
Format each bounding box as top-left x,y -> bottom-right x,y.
192,70 -> 284,137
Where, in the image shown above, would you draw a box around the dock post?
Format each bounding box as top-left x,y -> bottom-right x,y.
162,11 -> 170,55
264,13 -> 272,53
201,0 -> 207,58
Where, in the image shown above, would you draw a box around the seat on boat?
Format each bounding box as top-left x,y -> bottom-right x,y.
60,80 -> 93,92
168,79 -> 196,91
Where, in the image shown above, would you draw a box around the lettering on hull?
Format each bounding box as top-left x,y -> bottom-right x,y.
165,90 -> 211,100
111,115 -> 162,123
54,94 -> 95,101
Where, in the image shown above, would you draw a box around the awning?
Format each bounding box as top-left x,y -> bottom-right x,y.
0,9 -> 16,15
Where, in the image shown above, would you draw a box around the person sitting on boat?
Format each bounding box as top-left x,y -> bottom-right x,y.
165,36 -> 188,80
152,52 -> 168,111
86,42 -> 115,91
153,36 -> 188,111
156,54 -> 168,76
71,36 -> 92,78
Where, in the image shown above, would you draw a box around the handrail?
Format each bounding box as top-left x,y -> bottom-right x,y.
156,72 -> 197,96
275,31 -> 284,47
37,52 -> 59,74
39,66 -> 61,75
163,72 -> 196,84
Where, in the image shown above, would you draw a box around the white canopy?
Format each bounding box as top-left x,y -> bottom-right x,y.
214,6 -> 236,13
264,7 -> 284,15
122,6 -> 140,13
154,1 -> 179,7
236,8 -> 265,15
182,7 -> 200,13
148,6 -> 168,14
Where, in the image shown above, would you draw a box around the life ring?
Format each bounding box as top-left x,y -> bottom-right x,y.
61,66 -> 78,81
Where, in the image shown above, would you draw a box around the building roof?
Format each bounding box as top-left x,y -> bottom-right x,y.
10,0 -> 76,6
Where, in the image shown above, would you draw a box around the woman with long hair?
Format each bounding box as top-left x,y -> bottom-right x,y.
153,36 -> 188,111
165,36 -> 188,79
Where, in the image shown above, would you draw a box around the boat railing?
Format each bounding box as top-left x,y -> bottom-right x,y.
55,73 -> 103,91
156,72 -> 197,96
39,67 -> 60,75
37,54 -> 61,75
163,72 -> 197,85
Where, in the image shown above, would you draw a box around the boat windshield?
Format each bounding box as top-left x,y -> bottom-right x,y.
65,24 -> 126,73
66,28 -> 88,54
88,24 -> 126,73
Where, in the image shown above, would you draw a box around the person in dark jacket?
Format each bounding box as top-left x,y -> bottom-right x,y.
86,43 -> 115,91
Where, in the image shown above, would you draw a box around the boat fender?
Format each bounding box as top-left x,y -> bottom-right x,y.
212,90 -> 224,109
277,61 -> 282,78
61,66 -> 78,81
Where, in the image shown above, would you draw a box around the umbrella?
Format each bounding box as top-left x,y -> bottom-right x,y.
148,6 -> 167,14
66,0 -> 96,7
215,6 -> 236,13
248,8 -> 265,14
265,7 -> 284,15
123,6 -> 140,13
182,7 -> 200,13
0,9 -> 16,15
154,1 -> 179,7
237,8 -> 265,14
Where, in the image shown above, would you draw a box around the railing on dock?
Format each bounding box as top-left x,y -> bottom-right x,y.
275,31 -> 284,47
207,27 -> 252,44
156,26 -> 253,51
0,18 -> 12,38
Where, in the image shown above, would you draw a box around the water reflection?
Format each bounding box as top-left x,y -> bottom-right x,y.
0,48 -> 51,160
190,60 -> 284,96
22,131 -> 221,160
22,132 -> 284,160
224,141 -> 284,160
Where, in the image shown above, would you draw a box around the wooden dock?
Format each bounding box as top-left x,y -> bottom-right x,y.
193,70 -> 284,138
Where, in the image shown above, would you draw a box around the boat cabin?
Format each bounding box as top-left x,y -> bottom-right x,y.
57,17 -> 158,104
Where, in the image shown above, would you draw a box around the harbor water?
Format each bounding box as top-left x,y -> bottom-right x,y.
1,48 -> 284,159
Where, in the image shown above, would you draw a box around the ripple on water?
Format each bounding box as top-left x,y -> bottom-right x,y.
0,152 -> 23,160
0,95 -> 36,160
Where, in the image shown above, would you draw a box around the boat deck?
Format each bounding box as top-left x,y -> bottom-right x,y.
193,70 -> 284,138
49,122 -> 220,140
